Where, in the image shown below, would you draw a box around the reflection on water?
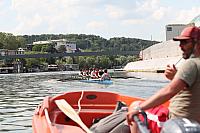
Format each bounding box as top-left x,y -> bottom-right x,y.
0,71 -> 169,132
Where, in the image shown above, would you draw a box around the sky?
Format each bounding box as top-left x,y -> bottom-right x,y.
0,0 -> 200,41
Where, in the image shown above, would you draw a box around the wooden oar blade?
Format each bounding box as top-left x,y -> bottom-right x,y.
55,99 -> 92,133
56,100 -> 78,115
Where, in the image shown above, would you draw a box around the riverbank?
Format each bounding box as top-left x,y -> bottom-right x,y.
0,64 -> 79,74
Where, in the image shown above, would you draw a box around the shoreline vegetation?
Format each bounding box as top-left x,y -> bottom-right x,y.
0,33 -> 159,74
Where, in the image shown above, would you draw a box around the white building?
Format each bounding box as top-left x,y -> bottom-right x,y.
32,39 -> 77,53
0,49 -> 17,56
17,48 -> 26,55
52,39 -> 76,53
125,40 -> 184,72
165,24 -> 186,41
33,41 -> 51,45
139,40 -> 182,60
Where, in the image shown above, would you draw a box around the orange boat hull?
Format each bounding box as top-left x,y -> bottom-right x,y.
32,91 -> 169,133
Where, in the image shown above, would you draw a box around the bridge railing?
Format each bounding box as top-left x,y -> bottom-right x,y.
0,51 -> 139,59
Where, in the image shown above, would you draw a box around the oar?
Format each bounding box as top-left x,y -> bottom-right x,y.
55,99 -> 92,133
132,111 -> 150,133
111,76 -> 141,79
175,57 -> 183,66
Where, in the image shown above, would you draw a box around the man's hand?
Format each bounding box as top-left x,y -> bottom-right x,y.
126,101 -> 141,125
126,109 -> 139,125
164,64 -> 177,80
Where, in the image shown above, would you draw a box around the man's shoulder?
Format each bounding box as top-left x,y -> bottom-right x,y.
182,58 -> 198,66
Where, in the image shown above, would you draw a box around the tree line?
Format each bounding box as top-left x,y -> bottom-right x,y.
22,34 -> 159,52
0,32 -> 159,70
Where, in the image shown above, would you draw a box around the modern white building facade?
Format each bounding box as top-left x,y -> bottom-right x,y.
165,24 -> 186,41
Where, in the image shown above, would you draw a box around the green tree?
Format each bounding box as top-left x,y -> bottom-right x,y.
85,57 -> 96,68
78,56 -> 87,68
41,45 -> 48,52
16,36 -> 26,48
57,45 -> 66,53
99,56 -> 111,68
65,57 -> 73,64
0,33 -> 26,50
0,42 -> 3,49
24,51 -> 47,68
46,57 -> 56,64
32,44 -> 43,51
46,44 -> 57,53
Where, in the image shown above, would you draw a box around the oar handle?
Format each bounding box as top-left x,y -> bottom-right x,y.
132,111 -> 150,133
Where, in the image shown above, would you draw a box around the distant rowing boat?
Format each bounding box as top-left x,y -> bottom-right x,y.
79,79 -> 113,85
111,76 -> 141,79
56,74 -> 140,82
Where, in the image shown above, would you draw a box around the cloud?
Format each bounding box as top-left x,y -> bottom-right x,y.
151,7 -> 169,20
10,0 -> 81,34
105,5 -> 125,19
0,6 -> 4,16
14,14 -> 43,34
136,0 -> 160,12
135,0 -> 199,23
87,21 -> 106,29
6,0 -> 200,41
0,1 -> 3,7
135,0 -> 170,21
10,0 -> 106,34
122,19 -> 145,25
120,0 -> 169,28
0,1 -> 8,16
173,7 -> 200,23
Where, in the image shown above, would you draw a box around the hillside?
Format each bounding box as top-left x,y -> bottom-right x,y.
22,34 -> 159,52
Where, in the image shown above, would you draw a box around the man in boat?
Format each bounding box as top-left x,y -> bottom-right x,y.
100,69 -> 111,80
79,69 -> 83,76
91,68 -> 98,79
98,67 -> 104,78
127,26 -> 200,133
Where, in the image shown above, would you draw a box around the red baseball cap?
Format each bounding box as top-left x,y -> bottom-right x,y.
173,26 -> 200,41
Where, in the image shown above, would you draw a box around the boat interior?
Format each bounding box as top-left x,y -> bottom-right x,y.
36,91 -> 140,128
50,104 -> 115,127
33,91 -> 170,133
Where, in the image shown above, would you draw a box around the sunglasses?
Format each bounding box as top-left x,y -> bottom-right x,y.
180,39 -> 192,45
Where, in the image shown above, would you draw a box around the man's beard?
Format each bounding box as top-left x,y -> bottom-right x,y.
182,49 -> 193,59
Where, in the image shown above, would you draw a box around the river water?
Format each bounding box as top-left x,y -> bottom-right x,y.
0,71 -> 169,133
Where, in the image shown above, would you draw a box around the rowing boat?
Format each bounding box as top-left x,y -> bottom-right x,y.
32,91 -> 143,133
79,79 -> 113,85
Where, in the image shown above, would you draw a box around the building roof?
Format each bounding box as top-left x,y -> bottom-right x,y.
166,24 -> 186,26
32,39 -> 76,45
33,41 -> 51,45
